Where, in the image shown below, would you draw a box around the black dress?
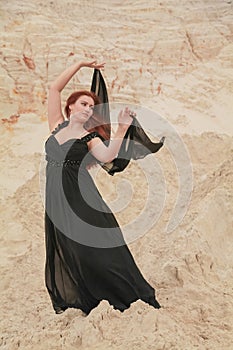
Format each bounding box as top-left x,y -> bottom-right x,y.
44,127 -> 161,315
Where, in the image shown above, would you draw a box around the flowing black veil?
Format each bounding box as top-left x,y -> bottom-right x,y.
90,69 -> 164,175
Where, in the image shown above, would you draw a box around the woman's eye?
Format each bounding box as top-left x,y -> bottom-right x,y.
81,102 -> 94,110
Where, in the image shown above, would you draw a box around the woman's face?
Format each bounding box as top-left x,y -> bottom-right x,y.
69,95 -> 95,122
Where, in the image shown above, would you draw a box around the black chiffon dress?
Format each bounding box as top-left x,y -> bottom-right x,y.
44,124 -> 161,315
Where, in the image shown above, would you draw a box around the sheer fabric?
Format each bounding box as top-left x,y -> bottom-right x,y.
90,69 -> 163,175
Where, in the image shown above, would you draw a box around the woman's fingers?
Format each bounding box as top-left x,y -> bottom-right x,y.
123,107 -> 136,118
80,60 -> 105,69
118,107 -> 136,128
94,62 -> 106,69
129,111 -> 136,117
89,61 -> 105,68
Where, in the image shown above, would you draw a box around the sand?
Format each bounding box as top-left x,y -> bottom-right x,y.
0,1 -> 233,349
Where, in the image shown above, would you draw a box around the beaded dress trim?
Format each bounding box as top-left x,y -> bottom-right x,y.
47,121 -> 99,167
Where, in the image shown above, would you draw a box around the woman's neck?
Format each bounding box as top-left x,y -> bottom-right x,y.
67,120 -> 87,133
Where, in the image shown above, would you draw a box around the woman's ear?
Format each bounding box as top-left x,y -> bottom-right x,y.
68,104 -> 74,114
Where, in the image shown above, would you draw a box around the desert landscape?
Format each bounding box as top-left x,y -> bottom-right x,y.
0,0 -> 233,349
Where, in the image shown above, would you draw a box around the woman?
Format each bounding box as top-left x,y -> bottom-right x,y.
44,59 -> 161,314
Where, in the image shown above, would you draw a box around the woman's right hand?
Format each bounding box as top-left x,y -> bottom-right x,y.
80,60 -> 105,70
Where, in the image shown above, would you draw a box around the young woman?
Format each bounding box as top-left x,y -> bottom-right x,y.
44,60 -> 161,314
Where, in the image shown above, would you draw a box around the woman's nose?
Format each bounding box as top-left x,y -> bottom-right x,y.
86,106 -> 93,114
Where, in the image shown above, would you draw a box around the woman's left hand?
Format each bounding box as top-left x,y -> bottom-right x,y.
118,107 -> 135,131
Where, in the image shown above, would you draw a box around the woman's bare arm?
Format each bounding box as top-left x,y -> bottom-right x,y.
88,107 -> 134,163
48,60 -> 105,132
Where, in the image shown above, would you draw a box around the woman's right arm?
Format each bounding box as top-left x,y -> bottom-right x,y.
48,60 -> 105,132
48,62 -> 83,132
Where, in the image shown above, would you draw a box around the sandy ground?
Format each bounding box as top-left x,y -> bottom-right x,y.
0,1 -> 233,349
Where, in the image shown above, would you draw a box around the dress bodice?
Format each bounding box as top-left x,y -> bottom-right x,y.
45,131 -> 100,164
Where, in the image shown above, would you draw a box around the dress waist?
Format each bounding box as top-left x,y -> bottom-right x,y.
46,155 -> 82,167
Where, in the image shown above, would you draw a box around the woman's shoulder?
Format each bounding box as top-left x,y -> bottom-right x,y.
81,130 -> 101,142
51,120 -> 69,135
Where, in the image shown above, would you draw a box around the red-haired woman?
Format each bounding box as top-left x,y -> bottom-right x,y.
44,60 -> 161,315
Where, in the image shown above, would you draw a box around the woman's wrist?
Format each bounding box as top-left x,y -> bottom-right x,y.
115,124 -> 128,137
73,62 -> 82,71
78,61 -> 86,69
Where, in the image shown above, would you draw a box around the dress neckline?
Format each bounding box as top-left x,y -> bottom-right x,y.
52,132 -> 95,147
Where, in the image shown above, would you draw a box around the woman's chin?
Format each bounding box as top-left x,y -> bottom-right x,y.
72,115 -> 90,123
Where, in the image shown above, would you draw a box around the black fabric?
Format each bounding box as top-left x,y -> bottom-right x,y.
90,68 -> 110,130
102,117 -> 164,175
44,129 -> 161,314
90,69 -> 163,175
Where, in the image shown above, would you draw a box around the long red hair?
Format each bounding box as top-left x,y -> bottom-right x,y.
64,90 -> 111,141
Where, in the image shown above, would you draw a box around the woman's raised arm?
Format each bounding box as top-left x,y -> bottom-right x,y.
88,107 -> 135,163
48,60 -> 105,132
